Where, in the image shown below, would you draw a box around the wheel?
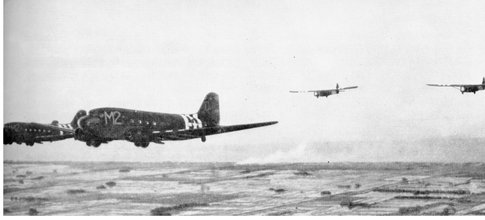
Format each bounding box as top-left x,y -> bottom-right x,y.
86,141 -> 92,147
134,142 -> 140,147
141,142 -> 149,148
92,142 -> 101,148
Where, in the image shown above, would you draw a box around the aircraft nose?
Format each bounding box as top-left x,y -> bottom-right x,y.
78,116 -> 88,130
78,116 -> 101,130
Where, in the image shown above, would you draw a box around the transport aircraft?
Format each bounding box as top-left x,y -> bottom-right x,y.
3,111 -> 85,146
71,92 -> 277,148
290,84 -> 358,98
427,78 -> 485,94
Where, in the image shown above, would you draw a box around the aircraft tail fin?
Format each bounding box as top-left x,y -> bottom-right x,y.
197,92 -> 220,127
71,110 -> 87,128
482,77 -> 485,84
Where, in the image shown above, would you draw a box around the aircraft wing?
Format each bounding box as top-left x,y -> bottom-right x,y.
427,84 -> 462,87
427,84 -> 483,87
32,133 -> 75,142
290,89 -> 332,93
158,121 -> 278,141
290,90 -> 311,93
339,86 -> 358,91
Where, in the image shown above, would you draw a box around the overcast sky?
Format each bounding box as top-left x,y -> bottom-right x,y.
4,0 -> 485,163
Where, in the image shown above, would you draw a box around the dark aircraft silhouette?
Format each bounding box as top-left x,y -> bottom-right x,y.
290,84 -> 358,98
427,77 -> 485,94
71,92 -> 278,148
3,111 -> 85,146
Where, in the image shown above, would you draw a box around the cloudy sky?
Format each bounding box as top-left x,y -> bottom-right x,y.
4,0 -> 485,162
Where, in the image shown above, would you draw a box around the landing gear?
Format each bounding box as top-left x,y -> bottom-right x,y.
86,140 -> 101,148
134,142 -> 149,148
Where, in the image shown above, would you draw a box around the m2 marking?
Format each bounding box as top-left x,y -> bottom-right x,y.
104,111 -> 123,125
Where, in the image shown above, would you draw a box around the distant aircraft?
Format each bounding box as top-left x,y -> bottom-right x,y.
72,92 -> 278,148
290,84 -> 358,98
427,78 -> 485,94
3,111 -> 85,146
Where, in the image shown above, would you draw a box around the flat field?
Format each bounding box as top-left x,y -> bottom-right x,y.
3,161 -> 485,215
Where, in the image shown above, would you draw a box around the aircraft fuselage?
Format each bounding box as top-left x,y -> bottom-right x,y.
460,85 -> 485,94
314,90 -> 338,98
4,122 -> 74,146
76,107 -> 204,147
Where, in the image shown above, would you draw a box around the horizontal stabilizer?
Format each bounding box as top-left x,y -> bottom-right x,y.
158,121 -> 278,141
216,121 -> 278,134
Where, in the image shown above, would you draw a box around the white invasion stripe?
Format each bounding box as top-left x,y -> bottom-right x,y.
180,114 -> 189,130
57,123 -> 73,130
193,114 -> 203,128
152,131 -> 161,134
182,114 -> 203,130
